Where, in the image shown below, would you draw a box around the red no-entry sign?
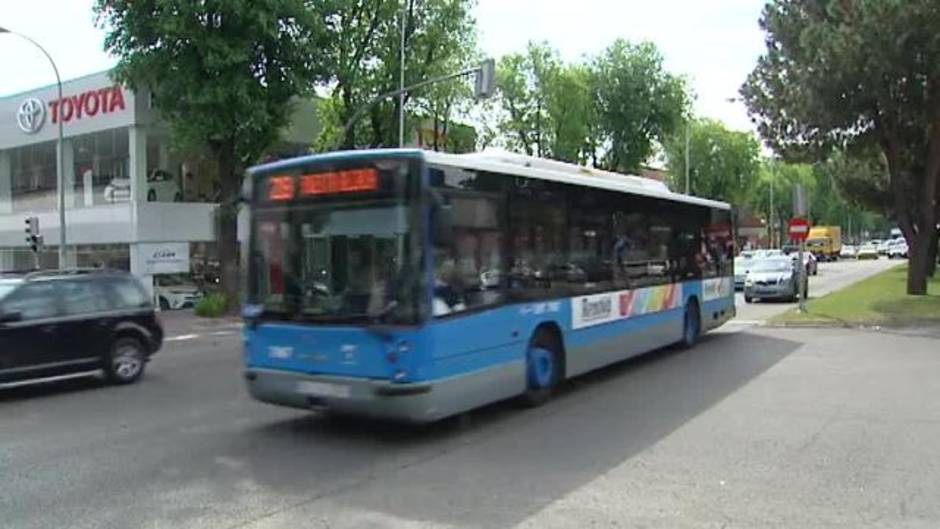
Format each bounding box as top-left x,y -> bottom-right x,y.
789,217 -> 811,241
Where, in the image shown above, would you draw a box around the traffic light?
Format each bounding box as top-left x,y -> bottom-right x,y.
25,216 -> 42,254
474,58 -> 496,100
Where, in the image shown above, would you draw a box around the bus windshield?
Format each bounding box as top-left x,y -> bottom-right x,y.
248,157 -> 422,324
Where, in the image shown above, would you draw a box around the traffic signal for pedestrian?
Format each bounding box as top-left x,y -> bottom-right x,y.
25,216 -> 42,254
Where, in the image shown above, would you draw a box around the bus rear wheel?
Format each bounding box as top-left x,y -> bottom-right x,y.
679,300 -> 701,349
520,329 -> 562,407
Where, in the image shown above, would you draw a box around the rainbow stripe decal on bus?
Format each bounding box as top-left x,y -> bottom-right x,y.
571,283 -> 684,330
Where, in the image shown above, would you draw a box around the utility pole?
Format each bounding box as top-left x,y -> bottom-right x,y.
398,2 -> 406,147
769,181 -> 775,248
684,120 -> 691,194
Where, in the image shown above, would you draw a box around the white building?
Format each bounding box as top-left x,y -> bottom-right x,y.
0,70 -> 317,296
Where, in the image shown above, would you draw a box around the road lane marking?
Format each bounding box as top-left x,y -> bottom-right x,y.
165,334 -> 199,342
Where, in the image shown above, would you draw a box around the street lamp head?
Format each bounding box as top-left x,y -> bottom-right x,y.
0,26 -> 10,34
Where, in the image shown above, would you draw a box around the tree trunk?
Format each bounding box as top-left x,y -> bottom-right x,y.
908,228 -> 933,295
926,224 -> 938,278
341,86 -> 356,149
215,142 -> 241,314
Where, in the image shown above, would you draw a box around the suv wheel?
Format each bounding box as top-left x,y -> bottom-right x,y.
107,337 -> 147,384
159,297 -> 170,311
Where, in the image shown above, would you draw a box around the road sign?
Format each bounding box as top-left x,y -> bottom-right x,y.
789,217 -> 811,241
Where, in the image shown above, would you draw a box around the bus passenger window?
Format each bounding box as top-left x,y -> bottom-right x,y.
429,166 -> 506,316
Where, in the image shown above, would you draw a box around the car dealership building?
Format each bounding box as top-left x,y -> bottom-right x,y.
0,70 -> 317,296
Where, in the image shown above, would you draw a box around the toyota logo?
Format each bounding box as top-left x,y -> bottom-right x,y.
16,97 -> 46,134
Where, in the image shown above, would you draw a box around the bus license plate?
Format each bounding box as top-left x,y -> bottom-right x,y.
297,381 -> 351,398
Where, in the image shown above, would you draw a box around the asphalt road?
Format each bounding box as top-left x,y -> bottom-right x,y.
2,258 -> 937,529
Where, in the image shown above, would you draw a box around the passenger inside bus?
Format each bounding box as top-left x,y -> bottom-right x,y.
433,250 -> 467,316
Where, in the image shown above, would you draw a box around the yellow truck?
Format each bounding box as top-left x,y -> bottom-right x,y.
806,225 -> 842,261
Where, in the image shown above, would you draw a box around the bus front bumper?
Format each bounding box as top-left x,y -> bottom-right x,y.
244,368 -> 440,423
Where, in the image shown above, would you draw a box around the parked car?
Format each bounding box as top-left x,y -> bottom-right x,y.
0,269 -> 162,389
103,177 -> 131,203
857,242 -> 879,260
887,239 -> 909,259
744,257 -> 807,303
103,169 -> 182,204
154,274 -> 203,310
840,245 -> 857,259
146,169 -> 183,202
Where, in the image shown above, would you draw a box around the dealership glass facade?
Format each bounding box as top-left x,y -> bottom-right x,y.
0,70 -> 318,302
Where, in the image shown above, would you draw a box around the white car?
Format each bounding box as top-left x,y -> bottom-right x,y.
888,239 -> 909,259
154,275 -> 202,310
146,169 -> 182,202
103,177 -> 132,203
840,245 -> 857,259
103,169 -> 182,203
754,249 -> 784,259
857,243 -> 879,260
877,239 -> 893,255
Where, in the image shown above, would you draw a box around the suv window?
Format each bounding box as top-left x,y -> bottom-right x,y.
105,277 -> 150,309
1,282 -> 60,320
60,280 -> 112,316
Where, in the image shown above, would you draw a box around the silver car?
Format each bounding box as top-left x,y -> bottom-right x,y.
734,255 -> 753,290
744,257 -> 807,302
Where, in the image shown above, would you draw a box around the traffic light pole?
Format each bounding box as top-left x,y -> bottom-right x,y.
340,59 -> 495,148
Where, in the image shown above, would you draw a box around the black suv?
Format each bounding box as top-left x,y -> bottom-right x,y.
0,269 -> 163,389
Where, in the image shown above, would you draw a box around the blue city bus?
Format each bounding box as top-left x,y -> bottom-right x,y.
242,149 -> 734,422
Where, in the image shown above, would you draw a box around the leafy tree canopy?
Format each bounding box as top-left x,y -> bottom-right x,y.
741,0 -> 940,292
664,118 -> 761,205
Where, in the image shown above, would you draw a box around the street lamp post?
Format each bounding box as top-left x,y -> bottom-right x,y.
769,178 -> 775,248
684,120 -> 691,194
0,27 -> 67,267
398,2 -> 406,147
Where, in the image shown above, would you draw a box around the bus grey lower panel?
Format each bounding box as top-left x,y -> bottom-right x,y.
565,318 -> 683,378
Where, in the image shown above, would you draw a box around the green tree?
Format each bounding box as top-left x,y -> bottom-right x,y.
812,149 -> 895,241
313,0 -> 478,150
751,160 -> 815,245
741,0 -> 940,293
495,41 -> 561,158
591,40 -> 689,172
546,64 -> 593,163
95,0 -> 328,309
664,118 -> 761,205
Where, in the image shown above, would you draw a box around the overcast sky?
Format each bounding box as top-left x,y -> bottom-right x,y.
0,0 -> 766,131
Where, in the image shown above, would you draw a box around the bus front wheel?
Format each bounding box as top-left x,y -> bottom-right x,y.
520,328 -> 563,407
